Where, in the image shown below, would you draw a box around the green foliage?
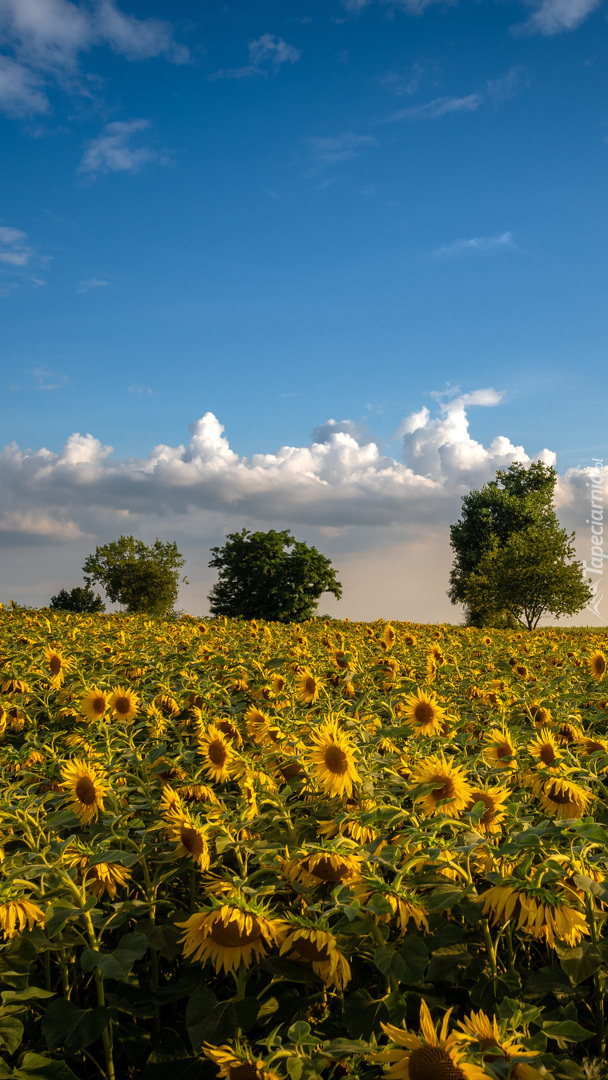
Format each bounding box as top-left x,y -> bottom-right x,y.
49,585 -> 105,614
449,462 -> 592,628
83,535 -> 187,616
207,528 -> 342,622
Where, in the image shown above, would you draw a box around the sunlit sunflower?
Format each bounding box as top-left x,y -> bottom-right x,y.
528,704 -> 553,729
376,1000 -> 488,1080
285,848 -> 362,888
409,754 -> 472,818
176,901 -> 284,974
0,895 -> 45,940
109,686 -> 139,722
589,651 -> 607,681
280,919 -> 351,990
556,719 -> 583,745
44,647 -> 68,685
528,728 -> 561,768
531,774 -> 591,819
383,623 -> 396,648
244,707 -> 281,746
307,718 -> 360,798
354,875 -> 429,934
178,782 -> 221,805
296,670 -> 322,705
453,1010 -> 528,1062
403,689 -> 448,737
81,687 -> 108,722
271,674 -> 285,694
167,810 -> 211,869
578,735 -> 608,770
198,724 -> 235,782
202,1043 -> 280,1080
64,847 -> 131,900
318,799 -> 379,844
481,881 -> 588,947
60,758 -> 108,824
482,728 -> 517,770
466,786 -> 509,834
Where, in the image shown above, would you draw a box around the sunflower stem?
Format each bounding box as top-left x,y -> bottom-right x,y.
481,918 -> 498,982
585,895 -> 606,1057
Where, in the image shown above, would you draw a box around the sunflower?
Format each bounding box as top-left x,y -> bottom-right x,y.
354,875 -> 429,934
403,689 -> 448,737
109,686 -> 139,722
409,754 -> 473,818
202,1043 -> 281,1080
532,774 -> 591,819
81,687 -> 108,722
63,848 -> 131,900
527,728 -> 561,768
528,704 -> 553,729
376,1000 -> 488,1080
307,718 -> 360,798
178,782 -> 221,805
383,624 -> 396,648
285,848 -> 362,888
167,810 -> 211,869
44,648 -> 68,684
318,799 -> 379,844
578,735 -> 608,770
453,1010 -> 528,1061
176,901 -> 284,974
556,719 -> 583,745
589,651 -> 607,681
296,670 -> 321,705
279,919 -> 351,990
244,707 -> 281,746
198,724 -> 234,782
481,882 -> 588,947
482,728 -> 517,770
0,896 -> 46,940
60,758 -> 108,824
466,786 -> 509,834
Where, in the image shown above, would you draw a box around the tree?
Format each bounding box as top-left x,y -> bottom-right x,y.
208,528 -> 342,622
448,462 -> 592,628
49,584 -> 105,614
83,536 -> 187,616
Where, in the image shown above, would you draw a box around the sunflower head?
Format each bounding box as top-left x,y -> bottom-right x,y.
589,651 -> 607,681
60,758 -> 108,824
307,718 -> 360,799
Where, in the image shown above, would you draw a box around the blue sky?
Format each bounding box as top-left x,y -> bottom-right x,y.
0,0 -> 606,621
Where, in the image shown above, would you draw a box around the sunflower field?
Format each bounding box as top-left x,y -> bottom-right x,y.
0,606 -> 608,1080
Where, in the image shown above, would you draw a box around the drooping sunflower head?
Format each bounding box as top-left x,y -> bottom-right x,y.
168,811 -> 211,869
202,1042 -> 280,1080
176,899 -> 284,974
306,718 -> 360,799
481,880 -> 588,948
244,707 -> 281,746
279,916 -> 351,991
0,893 -> 46,940
589,651 -> 607,682
531,774 -> 591,820
285,846 -> 362,889
528,704 -> 553,729
109,686 -> 139,723
403,689 -> 448,737
410,754 -> 473,819
60,758 -> 108,824
383,624 -> 396,649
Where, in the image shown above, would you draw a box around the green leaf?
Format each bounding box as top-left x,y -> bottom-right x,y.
427,950 -> 473,985
0,1014 -> 24,1055
87,850 -> 141,868
396,938 -> 428,986
286,1058 -> 303,1080
12,1054 -> 80,1080
343,990 -> 389,1041
424,886 -> 465,912
1,987 -> 55,1005
80,932 -> 147,980
555,942 -> 602,986
42,998 -> 110,1053
543,1020 -> 595,1042
525,965 -> 572,1000
288,1021 -> 312,1043
44,905 -> 81,938
188,1000 -> 238,1044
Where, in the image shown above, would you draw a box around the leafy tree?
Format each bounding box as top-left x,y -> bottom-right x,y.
49,584 -> 105,614
83,536 -> 187,616
449,461 -> 591,628
208,528 -> 342,622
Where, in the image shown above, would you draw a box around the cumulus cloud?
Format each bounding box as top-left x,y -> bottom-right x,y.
209,33 -> 300,81
432,232 -> 515,257
78,119 -> 160,178
0,0 -> 188,118
513,0 -> 601,34
0,510 -> 89,543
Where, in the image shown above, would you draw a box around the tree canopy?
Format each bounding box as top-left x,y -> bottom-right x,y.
448,462 -> 592,629
49,584 -> 105,614
207,528 -> 342,623
83,536 -> 187,616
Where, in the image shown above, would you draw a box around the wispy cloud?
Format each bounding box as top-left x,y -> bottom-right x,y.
32,366 -> 68,390
76,276 -> 109,293
78,119 -> 161,179
487,66 -> 527,103
390,93 -> 482,121
127,384 -> 155,396
0,222 -> 50,294
342,0 -> 456,14
305,132 -> 378,173
432,232 -> 516,257
512,0 -> 601,35
0,55 -> 49,116
209,34 -> 300,81
378,60 -> 440,97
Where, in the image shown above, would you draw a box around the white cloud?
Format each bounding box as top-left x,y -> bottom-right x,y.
32,366 -> 68,390
209,33 -> 300,81
513,0 -> 601,35
0,222 -> 50,293
432,232 -> 515,257
342,0 -> 457,14
128,384 -> 155,396
0,55 -> 48,115
76,276 -> 109,292
0,510 -> 88,542
391,93 -> 483,121
487,66 -> 527,103
78,119 -> 159,178
306,133 -> 378,171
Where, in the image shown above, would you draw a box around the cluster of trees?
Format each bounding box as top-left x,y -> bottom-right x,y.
49,462 -> 591,628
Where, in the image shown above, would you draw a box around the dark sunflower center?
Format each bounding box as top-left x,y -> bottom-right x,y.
180,825 -> 206,855
469,792 -> 496,823
210,915 -> 261,948
230,1065 -> 259,1080
586,740 -> 603,753
540,744 -> 556,765
292,935 -> 331,962
75,776 -> 97,805
92,696 -> 106,715
593,657 -> 607,675
547,785 -> 574,805
432,777 -> 455,802
414,702 -> 435,725
114,696 -> 131,715
408,1046 -> 466,1080
496,743 -> 513,759
49,655 -> 62,675
216,720 -> 237,737
309,856 -> 350,882
280,762 -> 301,781
324,745 -> 348,775
208,739 -> 227,766
304,678 -> 316,695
